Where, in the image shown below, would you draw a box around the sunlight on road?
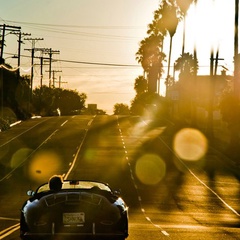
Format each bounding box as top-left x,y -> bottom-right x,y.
173,128 -> 208,161
130,121 -> 148,139
27,150 -> 62,183
135,153 -> 166,185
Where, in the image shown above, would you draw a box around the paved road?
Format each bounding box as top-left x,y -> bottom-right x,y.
0,115 -> 240,239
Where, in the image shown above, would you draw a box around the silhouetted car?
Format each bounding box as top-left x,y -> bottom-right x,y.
20,180 -> 128,240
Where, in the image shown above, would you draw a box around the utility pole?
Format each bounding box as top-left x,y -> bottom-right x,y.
52,70 -> 62,88
46,70 -> 62,88
0,24 -> 21,61
57,76 -> 67,88
234,0 -> 239,99
44,48 -> 60,87
207,50 -> 215,138
34,48 -> 49,88
24,38 -> 44,95
207,48 -> 224,137
10,32 -> 31,81
0,24 -> 6,61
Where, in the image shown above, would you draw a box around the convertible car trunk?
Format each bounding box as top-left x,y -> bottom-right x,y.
28,191 -> 123,237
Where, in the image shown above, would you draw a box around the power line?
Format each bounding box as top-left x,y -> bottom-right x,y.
59,59 -> 140,67
5,52 -> 140,67
3,20 -> 144,30
1,20 -> 142,40
6,52 -> 220,70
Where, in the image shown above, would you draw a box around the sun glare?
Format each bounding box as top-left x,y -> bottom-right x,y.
135,154 -> 166,185
184,0 -> 234,74
10,148 -> 33,169
173,128 -> 208,161
27,150 -> 63,183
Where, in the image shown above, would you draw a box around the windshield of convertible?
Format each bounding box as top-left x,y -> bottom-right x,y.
36,180 -> 111,193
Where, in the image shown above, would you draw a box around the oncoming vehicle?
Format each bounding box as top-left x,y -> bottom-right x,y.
20,180 -> 129,240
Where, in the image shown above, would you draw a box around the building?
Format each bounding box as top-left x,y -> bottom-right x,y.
168,70 -> 233,126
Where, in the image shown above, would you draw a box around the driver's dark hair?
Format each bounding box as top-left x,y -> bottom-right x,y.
49,175 -> 63,191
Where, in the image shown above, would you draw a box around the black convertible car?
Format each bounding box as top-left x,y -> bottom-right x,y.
20,180 -> 128,240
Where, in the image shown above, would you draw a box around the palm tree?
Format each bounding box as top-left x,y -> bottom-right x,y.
136,0 -> 180,95
134,75 -> 148,95
136,34 -> 165,94
175,0 -> 198,54
136,0 -> 198,96
174,52 -> 198,123
174,52 -> 198,78
160,0 -> 179,96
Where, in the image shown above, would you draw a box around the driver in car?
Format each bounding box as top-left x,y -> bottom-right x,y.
49,175 -> 63,191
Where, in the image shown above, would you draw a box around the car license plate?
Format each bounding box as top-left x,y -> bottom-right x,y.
63,212 -> 85,224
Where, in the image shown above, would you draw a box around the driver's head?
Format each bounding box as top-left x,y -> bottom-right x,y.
49,175 -> 63,191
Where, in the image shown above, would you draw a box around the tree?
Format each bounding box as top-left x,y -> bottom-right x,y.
161,0 -> 179,95
58,89 -> 86,115
32,86 -> 87,116
136,0 -> 172,94
175,0 -> 197,54
136,35 -> 166,93
0,64 -> 31,120
134,76 -> 148,95
133,0 -> 194,117
136,0 -> 183,95
162,0 -> 179,38
174,52 -> 198,122
15,74 -> 32,119
130,92 -> 167,117
174,52 -> 198,79
32,86 -> 56,115
113,103 -> 130,115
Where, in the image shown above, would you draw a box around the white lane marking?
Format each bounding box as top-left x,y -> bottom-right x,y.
64,130 -> 87,180
61,120 -> 68,126
0,118 -> 50,148
161,230 -> 170,236
64,116 -> 94,179
88,119 -> 94,126
0,116 -> 96,239
117,116 -> 170,237
157,135 -> 240,217
1,117 -> 67,148
188,167 -> 240,217
0,129 -> 59,182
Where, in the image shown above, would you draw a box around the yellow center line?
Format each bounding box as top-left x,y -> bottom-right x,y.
0,223 -> 20,239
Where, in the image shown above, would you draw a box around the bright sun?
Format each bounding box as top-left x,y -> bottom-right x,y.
181,0 -> 235,75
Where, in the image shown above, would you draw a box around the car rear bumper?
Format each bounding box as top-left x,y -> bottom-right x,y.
21,221 -> 128,239
21,232 -> 128,240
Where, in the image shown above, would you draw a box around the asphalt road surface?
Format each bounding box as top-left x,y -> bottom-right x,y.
0,115 -> 240,240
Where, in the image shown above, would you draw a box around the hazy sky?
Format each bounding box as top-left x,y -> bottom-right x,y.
0,0 -> 236,113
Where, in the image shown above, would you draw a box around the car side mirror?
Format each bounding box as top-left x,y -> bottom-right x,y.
27,190 -> 35,196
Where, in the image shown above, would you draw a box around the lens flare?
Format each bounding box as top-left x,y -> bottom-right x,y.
11,148 -> 33,168
83,148 -> 97,164
135,154 -> 166,185
28,150 -> 62,183
173,128 -> 208,161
